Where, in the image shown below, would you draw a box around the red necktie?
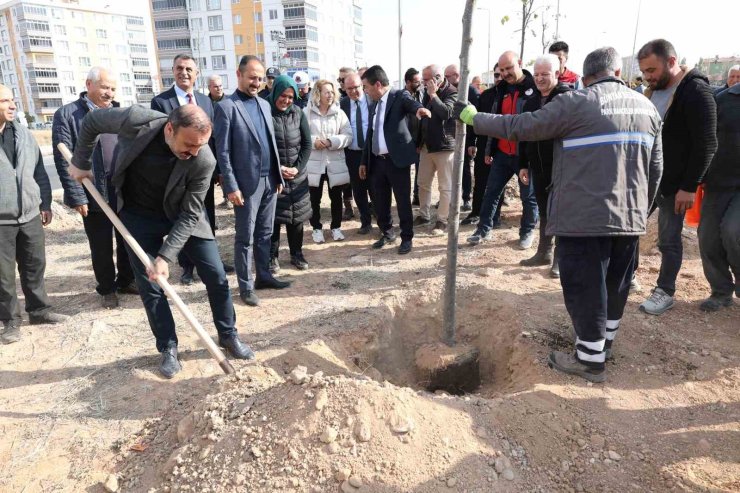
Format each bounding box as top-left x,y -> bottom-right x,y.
186,93 -> 194,105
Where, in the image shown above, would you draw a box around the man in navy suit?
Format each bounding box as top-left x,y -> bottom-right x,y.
152,55 -> 234,284
360,65 -> 430,254
340,72 -> 373,235
214,55 -> 288,307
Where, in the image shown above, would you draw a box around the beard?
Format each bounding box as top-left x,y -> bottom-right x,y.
653,64 -> 673,90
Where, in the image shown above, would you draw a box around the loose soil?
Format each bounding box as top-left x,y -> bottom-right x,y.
0,182 -> 738,493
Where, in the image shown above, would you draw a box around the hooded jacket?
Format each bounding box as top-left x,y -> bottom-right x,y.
644,68 -> 717,195
472,77 -> 663,238
304,101 -> 352,188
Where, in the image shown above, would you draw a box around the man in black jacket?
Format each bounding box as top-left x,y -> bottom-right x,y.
53,67 -> 136,309
416,65 -> 458,235
697,82 -> 739,312
403,68 -> 423,205
637,39 -> 718,315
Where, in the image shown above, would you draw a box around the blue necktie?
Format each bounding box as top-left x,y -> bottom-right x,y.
372,99 -> 383,155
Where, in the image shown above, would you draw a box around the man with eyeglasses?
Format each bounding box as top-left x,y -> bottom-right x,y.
258,67 -> 280,99
337,67 -> 358,220
337,67 -> 355,99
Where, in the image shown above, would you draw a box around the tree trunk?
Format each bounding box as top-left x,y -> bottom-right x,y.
443,0 -> 476,346
520,1 -> 526,60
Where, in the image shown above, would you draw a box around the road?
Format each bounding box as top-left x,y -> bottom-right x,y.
44,155 -> 62,191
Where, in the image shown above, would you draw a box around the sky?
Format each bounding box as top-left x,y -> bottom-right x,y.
362,0 -> 739,83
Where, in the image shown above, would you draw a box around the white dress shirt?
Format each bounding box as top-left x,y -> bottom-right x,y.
349,94 -> 369,151
372,89 -> 390,156
174,84 -> 197,107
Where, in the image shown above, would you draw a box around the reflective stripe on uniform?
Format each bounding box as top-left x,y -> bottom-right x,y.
563,132 -> 654,150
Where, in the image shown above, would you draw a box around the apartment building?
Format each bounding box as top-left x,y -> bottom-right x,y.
0,0 -> 160,124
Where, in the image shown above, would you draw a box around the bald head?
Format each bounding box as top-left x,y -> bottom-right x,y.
86,66 -> 116,108
164,105 -> 213,160
0,84 -> 16,125
444,64 -> 460,86
344,72 -> 363,101
498,51 -> 524,85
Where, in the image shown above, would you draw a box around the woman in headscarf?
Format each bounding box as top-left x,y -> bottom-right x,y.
268,75 -> 313,272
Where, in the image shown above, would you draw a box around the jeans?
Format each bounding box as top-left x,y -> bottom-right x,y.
0,215 -> 52,322
271,222 -> 304,258
698,189 -> 740,298
656,193 -> 686,296
559,236 -> 638,369
234,175 -> 277,293
478,150 -> 538,236
119,210 -> 236,352
82,210 -> 134,295
309,173 -> 344,230
471,152 -> 491,217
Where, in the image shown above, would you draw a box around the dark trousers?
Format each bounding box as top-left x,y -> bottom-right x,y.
462,153 -> 473,202
370,154 -> 414,241
271,222 -> 304,258
698,189 -> 740,298
479,150 -> 538,236
82,210 -> 134,295
119,209 -> 236,352
234,176 -> 277,293
412,153 -> 420,199
309,173 -> 343,230
471,154 -> 491,216
179,179 -> 217,272
531,167 -> 554,253
346,149 -> 373,227
656,193 -> 686,296
0,215 -> 52,322
342,184 -> 352,202
559,236 -> 638,369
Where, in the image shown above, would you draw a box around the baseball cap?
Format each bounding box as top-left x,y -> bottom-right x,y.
266,67 -> 280,78
293,71 -> 310,88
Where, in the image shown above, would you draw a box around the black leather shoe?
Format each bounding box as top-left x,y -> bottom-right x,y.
254,277 -> 292,290
222,263 -> 235,273
240,291 -> 260,306
101,293 -> 119,309
29,312 -> 69,325
180,267 -> 195,285
372,234 -> 397,249
462,200 -> 472,211
117,282 -> 139,295
159,345 -> 181,379
219,334 -> 255,360
290,253 -> 309,270
412,196 -> 420,206
1,320 -> 21,344
398,240 -> 412,255
357,224 -> 372,235
461,214 -> 479,226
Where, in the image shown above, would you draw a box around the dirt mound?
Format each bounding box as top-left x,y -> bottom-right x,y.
116,363 -> 530,493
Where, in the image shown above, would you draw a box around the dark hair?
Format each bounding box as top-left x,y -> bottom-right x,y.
636,76 -> 643,81
173,54 -> 197,66
238,55 -> 264,72
493,62 -> 499,70
637,39 -> 677,61
404,67 -> 419,82
168,105 -> 212,134
361,65 -> 389,87
548,41 -> 569,54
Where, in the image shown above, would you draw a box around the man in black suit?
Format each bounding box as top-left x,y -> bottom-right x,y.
359,65 -> 430,254
151,54 -> 231,284
340,72 -> 373,234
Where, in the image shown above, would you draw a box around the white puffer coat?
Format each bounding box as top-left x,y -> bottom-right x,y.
305,101 -> 352,188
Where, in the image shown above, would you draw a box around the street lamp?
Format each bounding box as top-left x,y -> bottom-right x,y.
477,6 -> 491,84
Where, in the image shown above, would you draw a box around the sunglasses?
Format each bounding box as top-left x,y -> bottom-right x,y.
337,77 -> 345,83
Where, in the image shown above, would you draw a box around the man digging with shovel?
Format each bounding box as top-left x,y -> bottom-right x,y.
68,104 -> 254,378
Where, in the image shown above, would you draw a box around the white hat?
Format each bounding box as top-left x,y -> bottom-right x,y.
293,71 -> 310,88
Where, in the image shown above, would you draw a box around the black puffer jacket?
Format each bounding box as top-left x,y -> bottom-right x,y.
646,68 -> 717,195
273,105 -> 313,224
519,83 -> 572,182
418,81 -> 458,152
703,84 -> 740,191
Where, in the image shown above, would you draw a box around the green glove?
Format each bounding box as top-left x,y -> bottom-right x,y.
460,105 -> 477,125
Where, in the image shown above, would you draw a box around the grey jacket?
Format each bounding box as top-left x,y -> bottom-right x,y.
473,77 -> 663,237
0,121 -> 51,225
72,105 -> 216,263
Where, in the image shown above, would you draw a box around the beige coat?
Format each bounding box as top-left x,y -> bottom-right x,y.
304,101 -> 352,188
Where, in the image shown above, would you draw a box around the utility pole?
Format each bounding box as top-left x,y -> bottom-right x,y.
627,0 -> 642,83
555,0 -> 560,40
477,7 -> 491,83
398,0 -> 403,89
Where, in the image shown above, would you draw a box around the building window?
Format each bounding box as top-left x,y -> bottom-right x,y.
234,34 -> 242,44
209,35 -> 224,50
66,86 -> 76,96
255,33 -> 263,43
206,0 -> 221,10
23,5 -> 47,16
207,15 -> 223,30
98,43 -> 109,53
151,0 -> 187,10
26,36 -> 53,48
130,43 -> 148,53
79,56 -> 91,66
96,29 -> 107,39
32,68 -> 57,78
60,71 -> 73,80
121,87 -> 133,96
51,9 -> 62,19
58,55 -> 71,65
220,74 -> 229,89
132,57 -> 149,67
154,18 -> 189,30
233,14 -> 241,24
36,83 -> 59,93
157,38 -> 190,50
306,26 -> 318,42
232,0 -> 240,4
75,27 -> 86,37
269,9 -> 278,20
120,73 -> 131,82
253,12 -> 261,22
115,44 -> 127,55
75,41 -> 88,51
126,16 -> 145,26
57,40 -> 69,50
285,25 -> 305,41
21,20 -> 50,32
54,25 -> 66,36
212,55 -> 226,69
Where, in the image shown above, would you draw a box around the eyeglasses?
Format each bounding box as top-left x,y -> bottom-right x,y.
493,73 -> 501,79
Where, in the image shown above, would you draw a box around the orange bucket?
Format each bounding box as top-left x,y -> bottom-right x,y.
685,184 -> 704,228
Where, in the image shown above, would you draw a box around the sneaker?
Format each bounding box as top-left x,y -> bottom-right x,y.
461,214 -> 479,226
290,253 -> 309,270
431,221 -> 447,236
640,287 -> 675,315
413,216 -> 431,227
102,293 -> 119,309
518,231 -> 535,250
461,200 -> 472,212
269,257 -> 280,274
547,351 -> 606,383
1,320 -> 21,344
312,229 -> 325,244
331,228 -> 345,241
28,312 -> 69,325
467,229 -> 491,245
699,295 -> 733,312
629,277 -> 642,294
